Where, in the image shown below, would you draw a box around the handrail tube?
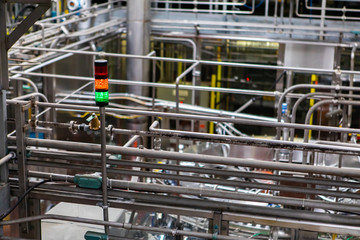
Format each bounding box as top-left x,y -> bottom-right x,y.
348,44 -> 358,127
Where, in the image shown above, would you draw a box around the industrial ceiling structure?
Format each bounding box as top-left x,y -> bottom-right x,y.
1,0 -> 360,239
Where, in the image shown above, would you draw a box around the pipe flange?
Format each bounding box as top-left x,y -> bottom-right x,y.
69,120 -> 78,134
107,124 -> 113,137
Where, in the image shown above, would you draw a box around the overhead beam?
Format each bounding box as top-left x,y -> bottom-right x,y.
6,2 -> 51,50
6,0 -> 50,3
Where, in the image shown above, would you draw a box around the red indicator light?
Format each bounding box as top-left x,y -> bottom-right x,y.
180,101 -> 183,104
246,77 -> 250,82
200,124 -> 205,129
94,59 -> 108,78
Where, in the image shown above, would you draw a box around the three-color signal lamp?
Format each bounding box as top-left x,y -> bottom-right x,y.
94,59 -> 109,106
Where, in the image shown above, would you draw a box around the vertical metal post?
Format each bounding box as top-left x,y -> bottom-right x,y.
126,0 -> 150,97
126,0 -> 150,147
265,0 -> 269,18
0,90 -> 7,184
43,64 -> 57,123
0,90 -> 9,238
274,0 -> 279,26
280,0 -> 285,24
0,0 -> 9,90
0,2 -> 10,236
285,70 -> 293,107
15,103 -> 29,236
100,106 -> 109,235
348,44 -> 357,128
320,0 -> 326,40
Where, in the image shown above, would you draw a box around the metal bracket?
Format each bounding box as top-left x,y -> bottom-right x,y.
210,211 -> 229,236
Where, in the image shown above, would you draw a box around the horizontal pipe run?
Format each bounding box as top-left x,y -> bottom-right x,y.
152,18 -> 360,35
28,149 -> 360,189
153,33 -> 352,48
15,181 -> 360,227
13,137 -> 360,178
25,160 -> 360,208
32,120 -> 360,157
10,46 -> 360,75
10,175 -> 360,225
16,189 -> 360,235
148,122 -> 360,155
27,191 -> 215,221
0,214 -> 240,240
223,213 -> 360,236
8,101 -> 360,138
10,70 -> 283,98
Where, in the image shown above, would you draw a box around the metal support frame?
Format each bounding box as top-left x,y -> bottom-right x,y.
3,2 -> 360,238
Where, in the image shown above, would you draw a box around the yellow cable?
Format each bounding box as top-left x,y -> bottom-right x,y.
308,74 -> 318,139
210,74 -> 217,134
216,47 -> 222,110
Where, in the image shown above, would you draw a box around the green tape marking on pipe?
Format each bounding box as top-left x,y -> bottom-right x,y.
84,231 -> 108,240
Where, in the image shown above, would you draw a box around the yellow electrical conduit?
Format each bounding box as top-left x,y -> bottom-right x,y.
308,74 -> 318,139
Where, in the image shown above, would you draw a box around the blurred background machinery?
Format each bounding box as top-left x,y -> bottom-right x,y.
1,0 -> 360,239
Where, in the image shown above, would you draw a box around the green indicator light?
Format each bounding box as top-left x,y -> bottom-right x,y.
95,91 -> 109,106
